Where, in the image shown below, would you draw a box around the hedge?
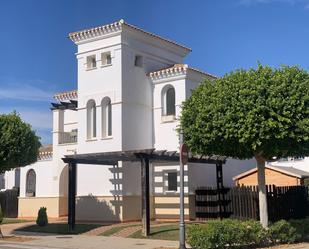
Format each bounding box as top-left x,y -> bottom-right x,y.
187,218 -> 309,249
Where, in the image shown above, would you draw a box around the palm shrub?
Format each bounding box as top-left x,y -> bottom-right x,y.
36,207 -> 48,227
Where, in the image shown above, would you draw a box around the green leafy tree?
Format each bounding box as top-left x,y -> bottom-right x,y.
0,112 -> 41,172
180,65 -> 309,227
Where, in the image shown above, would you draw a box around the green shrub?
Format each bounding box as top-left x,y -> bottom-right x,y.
269,220 -> 299,244
242,220 -> 269,245
287,217 -> 309,241
36,207 -> 48,227
187,219 -> 265,249
187,218 -> 309,249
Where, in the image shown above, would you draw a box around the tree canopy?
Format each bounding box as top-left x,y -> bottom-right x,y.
180,65 -> 309,161
0,112 -> 41,172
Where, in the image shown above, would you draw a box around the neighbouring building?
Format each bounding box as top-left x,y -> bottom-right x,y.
233,165 -> 309,187
3,20 -> 255,221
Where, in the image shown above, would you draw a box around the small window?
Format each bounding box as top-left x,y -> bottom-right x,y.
101,52 -> 112,66
101,97 -> 112,138
166,87 -> 175,115
87,55 -> 97,69
134,55 -> 143,67
14,168 -> 20,188
167,172 -> 177,191
26,169 -> 36,197
87,100 -> 96,139
162,85 -> 176,117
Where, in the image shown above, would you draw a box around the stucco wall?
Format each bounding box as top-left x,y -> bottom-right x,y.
19,160 -> 54,198
18,197 -> 67,218
76,36 -> 123,154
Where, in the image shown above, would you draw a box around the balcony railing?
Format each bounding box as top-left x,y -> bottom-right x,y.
59,130 -> 77,144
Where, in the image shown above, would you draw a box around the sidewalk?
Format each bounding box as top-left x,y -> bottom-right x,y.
1,221 -> 35,236
1,222 -> 309,249
0,234 -> 179,249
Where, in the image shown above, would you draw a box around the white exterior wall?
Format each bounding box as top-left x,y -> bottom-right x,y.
20,160 -> 53,197
121,44 -> 152,150
153,76 -> 186,151
1,169 -> 18,190
77,34 -> 123,153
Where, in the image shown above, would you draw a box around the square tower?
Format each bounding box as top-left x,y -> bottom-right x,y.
69,20 -> 191,154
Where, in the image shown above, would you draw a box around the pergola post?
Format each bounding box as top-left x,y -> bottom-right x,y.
68,162 -> 77,233
141,158 -> 150,236
216,161 -> 224,219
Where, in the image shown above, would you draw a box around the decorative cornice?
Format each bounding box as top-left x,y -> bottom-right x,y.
69,20 -> 123,43
149,64 -> 217,81
69,19 -> 191,52
54,90 -> 78,101
149,64 -> 188,81
38,145 -> 53,161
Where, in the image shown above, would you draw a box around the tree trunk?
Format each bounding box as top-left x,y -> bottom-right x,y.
255,154 -> 268,228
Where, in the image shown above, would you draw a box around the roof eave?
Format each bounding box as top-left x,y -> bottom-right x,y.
68,20 -> 191,54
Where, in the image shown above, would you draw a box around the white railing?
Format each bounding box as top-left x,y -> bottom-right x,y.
58,130 -> 77,144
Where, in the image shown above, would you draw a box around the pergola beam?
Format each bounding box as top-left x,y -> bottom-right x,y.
63,149 -> 226,234
50,101 -> 78,111
63,149 -> 226,165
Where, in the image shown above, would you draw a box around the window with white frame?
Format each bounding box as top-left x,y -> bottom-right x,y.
86,55 -> 97,69
162,85 -> 176,116
101,52 -> 112,66
86,100 -> 96,139
26,169 -> 36,197
165,171 -> 177,192
101,97 -> 112,138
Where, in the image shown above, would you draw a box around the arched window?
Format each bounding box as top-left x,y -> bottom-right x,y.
26,169 -> 36,197
162,85 -> 176,116
87,100 -> 96,139
102,97 -> 112,138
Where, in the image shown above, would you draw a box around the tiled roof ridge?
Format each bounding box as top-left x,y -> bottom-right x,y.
69,19 -> 191,52
38,144 -> 53,160
54,89 -> 78,101
149,64 -> 217,80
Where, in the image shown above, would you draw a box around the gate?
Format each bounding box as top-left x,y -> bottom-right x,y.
0,188 -> 19,218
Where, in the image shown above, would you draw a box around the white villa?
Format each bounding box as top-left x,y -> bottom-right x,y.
2,20 -> 255,221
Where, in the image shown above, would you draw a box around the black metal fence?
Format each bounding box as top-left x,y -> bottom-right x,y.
0,188 -> 19,218
195,185 -> 309,222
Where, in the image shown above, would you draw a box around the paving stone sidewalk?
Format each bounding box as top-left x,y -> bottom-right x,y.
84,221 -> 176,237
1,222 -> 36,236
82,221 -> 140,236
0,234 -> 179,249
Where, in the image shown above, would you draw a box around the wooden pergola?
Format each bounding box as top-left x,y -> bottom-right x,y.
62,149 -> 226,235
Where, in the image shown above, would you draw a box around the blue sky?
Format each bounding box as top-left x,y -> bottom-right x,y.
1,0 -> 309,144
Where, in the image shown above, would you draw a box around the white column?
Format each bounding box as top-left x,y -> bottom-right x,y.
52,109 -> 64,145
